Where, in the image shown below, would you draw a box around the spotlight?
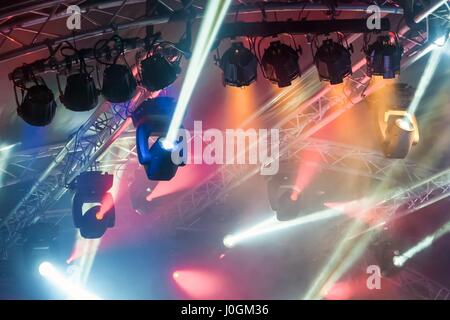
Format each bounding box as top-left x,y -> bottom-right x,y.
102,64 -> 137,103
141,52 -> 180,92
314,39 -> 353,85
365,34 -> 403,79
261,41 -> 301,88
71,172 -> 115,239
378,110 -> 419,159
132,97 -> 186,181
218,42 -> 257,87
59,73 -> 99,112
268,173 -> 302,221
16,80 -> 57,126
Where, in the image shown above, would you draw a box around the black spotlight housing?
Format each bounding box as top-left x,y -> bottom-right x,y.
60,73 -> 99,111
132,97 -> 186,181
17,82 -> 57,127
102,64 -> 137,103
219,42 -> 258,87
141,53 -> 180,92
365,35 -> 403,79
314,39 -> 352,85
71,171 -> 115,239
275,189 -> 302,221
268,171 -> 303,221
261,41 -> 301,88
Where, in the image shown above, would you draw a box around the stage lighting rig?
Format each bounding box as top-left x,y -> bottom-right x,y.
313,34 -> 353,85
56,43 -> 99,112
364,33 -> 403,79
260,39 -> 302,88
70,171 -> 115,239
95,35 -> 137,104
12,68 -> 57,127
131,97 -> 186,181
217,42 -> 258,87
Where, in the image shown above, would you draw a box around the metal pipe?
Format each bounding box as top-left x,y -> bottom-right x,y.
414,0 -> 449,23
218,19 -> 390,39
0,4 -> 404,63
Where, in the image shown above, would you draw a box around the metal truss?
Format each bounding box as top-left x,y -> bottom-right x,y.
0,1 -> 407,62
285,138 -> 435,183
0,89 -> 147,258
366,166 -> 450,222
357,256 -> 450,300
387,267 -> 450,300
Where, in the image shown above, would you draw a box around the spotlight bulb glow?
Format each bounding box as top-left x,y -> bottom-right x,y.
393,255 -> 405,268
39,261 -> 53,276
223,235 -> 236,248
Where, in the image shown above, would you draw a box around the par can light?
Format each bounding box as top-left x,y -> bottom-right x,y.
17,84 -> 57,127
102,64 -> 137,103
219,42 -> 258,87
60,73 -> 99,112
261,41 -> 301,88
365,35 -> 403,79
314,39 -> 352,85
141,53 -> 180,92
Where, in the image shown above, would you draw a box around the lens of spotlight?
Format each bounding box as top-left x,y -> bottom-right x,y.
261,41 -> 301,88
141,53 -> 180,91
365,35 -> 403,79
102,64 -> 137,103
62,73 -> 99,111
17,85 -> 57,126
219,42 -> 258,87
314,39 -> 352,85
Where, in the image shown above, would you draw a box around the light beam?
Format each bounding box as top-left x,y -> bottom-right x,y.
163,0 -> 232,149
39,261 -> 101,300
223,209 -> 342,248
